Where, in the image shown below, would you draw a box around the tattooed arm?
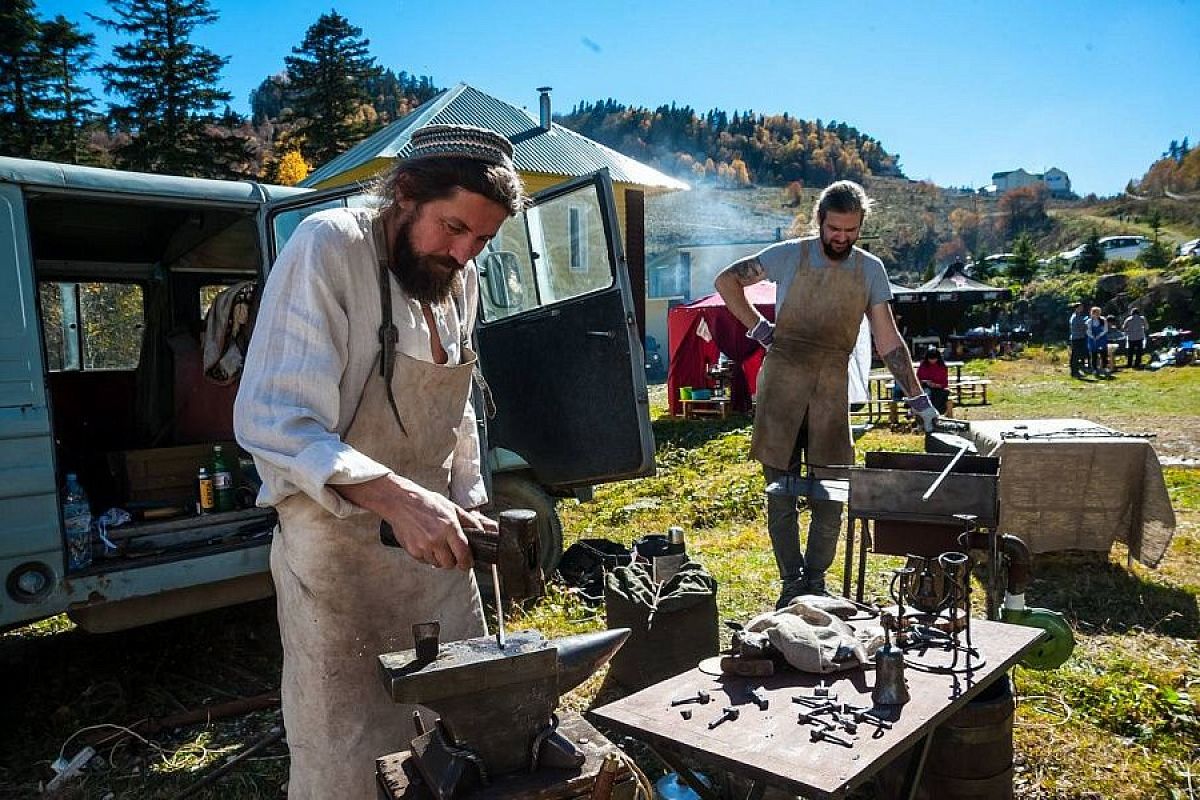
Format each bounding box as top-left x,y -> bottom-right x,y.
714,256 -> 768,330
866,302 -> 922,397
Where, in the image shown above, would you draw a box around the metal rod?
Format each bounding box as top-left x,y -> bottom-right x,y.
490,563 -> 505,649
921,442 -> 970,501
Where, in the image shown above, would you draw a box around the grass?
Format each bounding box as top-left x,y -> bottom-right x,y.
1,348 -> 1197,798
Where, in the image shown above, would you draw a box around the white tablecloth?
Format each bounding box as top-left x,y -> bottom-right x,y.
967,419 -> 1176,567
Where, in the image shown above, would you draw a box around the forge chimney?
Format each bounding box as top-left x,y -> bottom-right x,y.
537,86 -> 553,130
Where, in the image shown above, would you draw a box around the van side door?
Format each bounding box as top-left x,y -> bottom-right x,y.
474,170 -> 654,490
0,182 -> 60,607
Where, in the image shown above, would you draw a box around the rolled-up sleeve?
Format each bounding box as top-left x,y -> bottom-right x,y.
234,216 -> 390,518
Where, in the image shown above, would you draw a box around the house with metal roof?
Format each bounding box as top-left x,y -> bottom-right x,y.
301,82 -> 689,339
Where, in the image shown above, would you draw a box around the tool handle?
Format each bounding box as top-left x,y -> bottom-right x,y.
378,520 -> 499,564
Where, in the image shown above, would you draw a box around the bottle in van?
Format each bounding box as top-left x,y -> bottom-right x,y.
197,467 -> 215,514
63,473 -> 93,571
211,446 -> 235,513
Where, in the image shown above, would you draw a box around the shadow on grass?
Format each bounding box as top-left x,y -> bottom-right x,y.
1028,551 -> 1198,638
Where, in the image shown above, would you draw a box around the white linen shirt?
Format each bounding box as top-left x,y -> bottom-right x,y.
234,207 -> 487,518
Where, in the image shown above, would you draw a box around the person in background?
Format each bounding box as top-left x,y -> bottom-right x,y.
1123,307 -> 1148,369
1087,306 -> 1109,375
916,346 -> 953,416
235,125 -> 527,799
1068,302 -> 1089,377
714,180 -> 936,608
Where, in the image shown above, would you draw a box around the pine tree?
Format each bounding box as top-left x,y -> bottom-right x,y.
284,11 -> 379,165
1076,230 -> 1104,274
92,0 -> 245,176
38,15 -> 97,164
0,0 -> 48,157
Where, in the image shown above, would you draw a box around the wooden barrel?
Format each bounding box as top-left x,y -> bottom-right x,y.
919,674 -> 1015,799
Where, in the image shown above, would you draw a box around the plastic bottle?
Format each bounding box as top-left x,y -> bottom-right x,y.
197,467 -> 215,514
63,473 -> 93,571
211,446 -> 235,513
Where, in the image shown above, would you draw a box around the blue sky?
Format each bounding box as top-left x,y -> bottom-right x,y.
37,0 -> 1200,196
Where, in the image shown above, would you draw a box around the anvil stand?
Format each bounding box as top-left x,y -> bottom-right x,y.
375,627 -> 632,800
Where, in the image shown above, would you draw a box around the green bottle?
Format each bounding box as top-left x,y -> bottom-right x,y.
212,445 -> 235,513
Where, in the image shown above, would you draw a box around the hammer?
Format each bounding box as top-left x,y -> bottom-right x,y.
381,520 -> 506,649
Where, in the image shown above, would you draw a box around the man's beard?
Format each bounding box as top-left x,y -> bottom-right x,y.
821,234 -> 855,261
391,215 -> 464,304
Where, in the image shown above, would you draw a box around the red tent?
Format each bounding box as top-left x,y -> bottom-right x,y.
667,282 -> 776,416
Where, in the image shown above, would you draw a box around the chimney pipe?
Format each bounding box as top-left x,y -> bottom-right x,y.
537,86 -> 553,131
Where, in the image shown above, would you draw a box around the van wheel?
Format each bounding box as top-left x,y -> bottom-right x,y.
488,473 -> 563,573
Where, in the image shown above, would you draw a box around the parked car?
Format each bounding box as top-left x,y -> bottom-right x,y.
1058,235 -> 1152,263
1179,238 -> 1200,258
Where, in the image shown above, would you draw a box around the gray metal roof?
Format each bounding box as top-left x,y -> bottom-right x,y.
302,83 -> 690,192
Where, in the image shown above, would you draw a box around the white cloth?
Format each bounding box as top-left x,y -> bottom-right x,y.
234,207 -> 487,517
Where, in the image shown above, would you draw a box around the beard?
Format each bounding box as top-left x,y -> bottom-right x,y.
390,214 -> 464,305
821,233 -> 856,261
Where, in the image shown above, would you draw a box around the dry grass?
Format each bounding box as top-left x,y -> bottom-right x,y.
1,348 -> 1196,798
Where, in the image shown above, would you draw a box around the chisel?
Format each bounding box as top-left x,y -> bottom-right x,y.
379,520 -> 506,648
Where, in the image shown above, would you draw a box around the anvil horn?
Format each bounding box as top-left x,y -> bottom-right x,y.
556,628 -> 631,695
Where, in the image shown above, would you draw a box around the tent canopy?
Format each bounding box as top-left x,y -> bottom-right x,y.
666,282 -> 872,416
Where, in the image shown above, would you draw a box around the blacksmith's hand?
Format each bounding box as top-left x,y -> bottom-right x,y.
747,317 -> 775,348
388,486 -> 474,571
457,506 -> 499,535
905,393 -> 939,433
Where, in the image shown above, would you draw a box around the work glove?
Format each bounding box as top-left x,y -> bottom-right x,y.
746,318 -> 775,347
905,393 -> 939,433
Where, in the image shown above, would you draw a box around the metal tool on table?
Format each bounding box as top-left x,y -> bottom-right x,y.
921,439 -> 972,502
377,626 -> 631,799
707,706 -> 739,730
871,613 -> 910,707
670,690 -> 711,707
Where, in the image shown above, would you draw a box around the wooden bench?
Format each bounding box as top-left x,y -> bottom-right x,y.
679,397 -> 732,420
952,377 -> 992,406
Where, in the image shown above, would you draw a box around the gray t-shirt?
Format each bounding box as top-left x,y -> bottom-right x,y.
1122,314 -> 1147,340
1069,312 -> 1088,339
753,237 -> 892,317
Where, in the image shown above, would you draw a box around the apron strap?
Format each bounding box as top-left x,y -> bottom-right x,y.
450,276 -> 497,420
372,215 -> 408,436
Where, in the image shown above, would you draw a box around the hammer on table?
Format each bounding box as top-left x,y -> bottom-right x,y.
380,520 -> 506,649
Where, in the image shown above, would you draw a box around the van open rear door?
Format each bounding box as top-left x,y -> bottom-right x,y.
0,182 -> 61,614
475,170 -> 654,489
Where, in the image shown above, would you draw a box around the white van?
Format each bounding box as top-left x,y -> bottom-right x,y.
1059,235 -> 1152,263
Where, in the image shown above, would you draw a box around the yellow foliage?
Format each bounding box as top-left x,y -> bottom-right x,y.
276,150 -> 311,186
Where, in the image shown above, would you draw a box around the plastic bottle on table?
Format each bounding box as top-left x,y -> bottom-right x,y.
211,446 -> 235,513
63,473 -> 93,571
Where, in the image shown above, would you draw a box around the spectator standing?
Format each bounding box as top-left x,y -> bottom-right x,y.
1123,308 -> 1148,369
1087,306 -> 1109,375
1068,302 -> 1089,377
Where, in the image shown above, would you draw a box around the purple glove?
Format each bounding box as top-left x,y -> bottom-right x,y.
747,318 -> 775,347
904,393 -> 939,433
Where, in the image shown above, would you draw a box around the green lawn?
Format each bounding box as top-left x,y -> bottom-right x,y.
1,348 -> 1197,798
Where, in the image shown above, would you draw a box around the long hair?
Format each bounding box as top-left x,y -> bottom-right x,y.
791,179 -> 874,236
373,156 -> 528,217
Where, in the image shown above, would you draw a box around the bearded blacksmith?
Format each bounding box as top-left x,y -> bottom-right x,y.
235,124 -> 527,798
715,180 -> 937,609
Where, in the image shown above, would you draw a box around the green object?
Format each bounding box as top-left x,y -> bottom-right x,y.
1002,607 -> 1075,670
679,386 -> 693,400
211,445 -> 235,513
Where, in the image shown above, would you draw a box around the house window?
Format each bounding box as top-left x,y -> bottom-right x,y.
568,205 -> 588,272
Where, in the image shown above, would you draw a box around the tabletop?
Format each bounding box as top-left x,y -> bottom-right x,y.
590,618 -> 1042,800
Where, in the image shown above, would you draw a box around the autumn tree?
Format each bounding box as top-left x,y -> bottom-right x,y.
284,11 -> 379,165
996,184 -> 1049,240
38,15 -> 97,164
93,0 -> 250,177
270,149 -> 310,186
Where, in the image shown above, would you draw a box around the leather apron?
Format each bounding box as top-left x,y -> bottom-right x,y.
271,276 -> 486,798
750,242 -> 869,471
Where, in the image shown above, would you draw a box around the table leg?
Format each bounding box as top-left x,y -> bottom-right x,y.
856,518 -> 870,604
901,731 -> 935,800
646,745 -> 722,800
842,514 -> 856,599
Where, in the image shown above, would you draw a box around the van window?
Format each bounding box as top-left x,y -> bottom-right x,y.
39,282 -> 144,371
479,181 -> 614,322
